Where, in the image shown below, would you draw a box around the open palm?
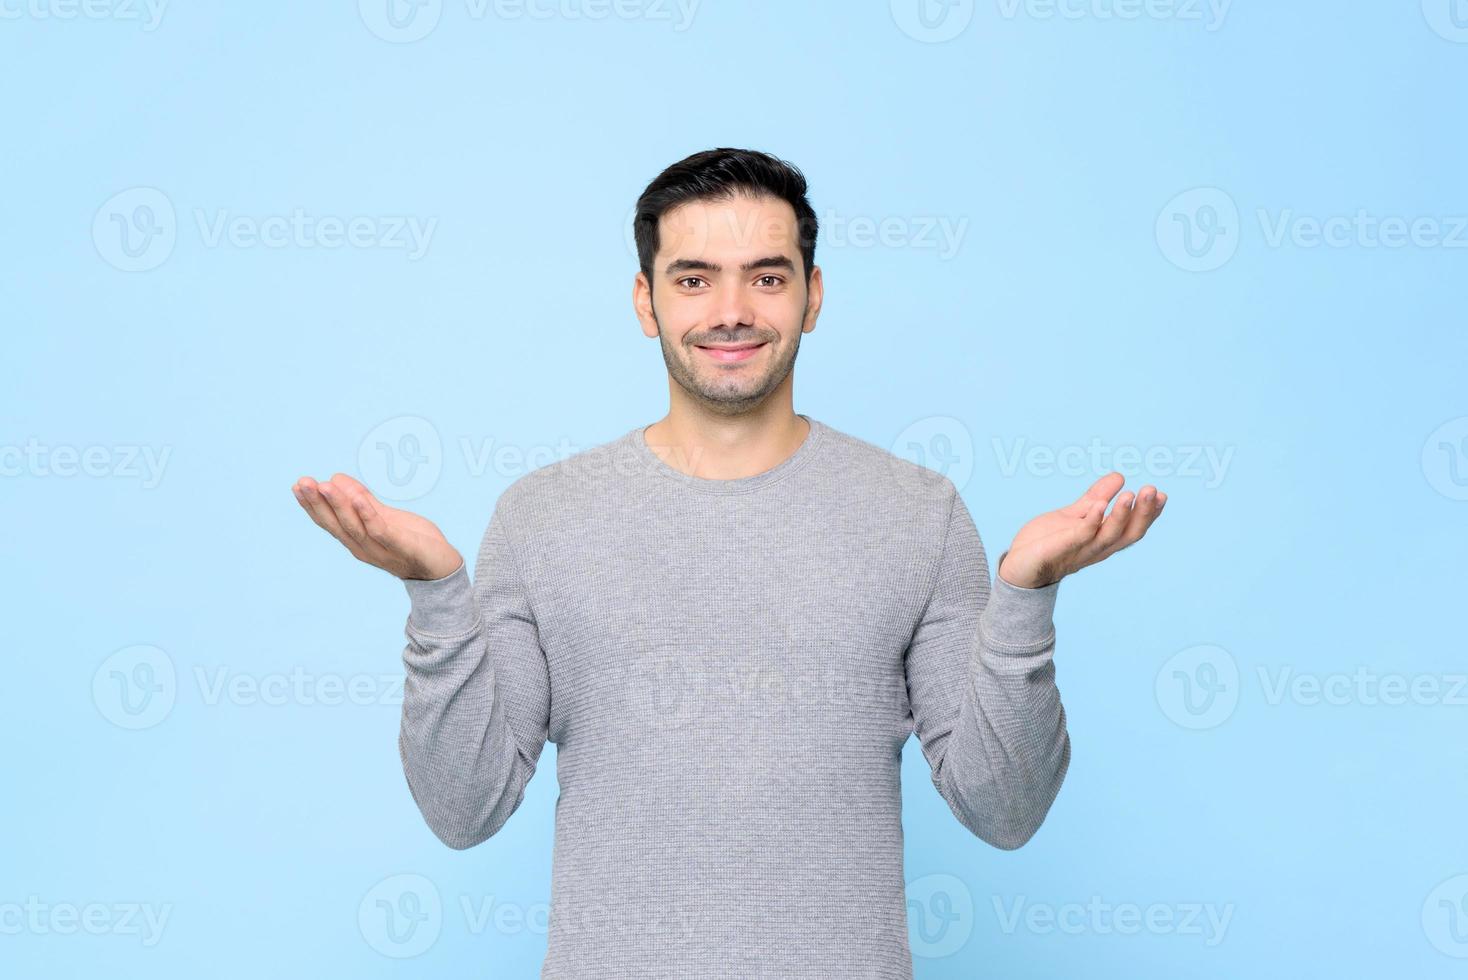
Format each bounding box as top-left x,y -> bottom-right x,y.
997,472 -> 1166,589
292,472 -> 464,581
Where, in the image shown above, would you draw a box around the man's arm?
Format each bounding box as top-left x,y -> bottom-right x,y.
904,485 -> 1070,850
291,472 -> 550,851
398,502 -> 551,850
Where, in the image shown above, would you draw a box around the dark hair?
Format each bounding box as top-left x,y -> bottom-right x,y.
632,147 -> 818,286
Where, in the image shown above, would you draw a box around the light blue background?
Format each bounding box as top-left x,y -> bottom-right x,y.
4,1 -> 1466,976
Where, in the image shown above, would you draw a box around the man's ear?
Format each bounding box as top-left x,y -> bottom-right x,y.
802,265 -> 824,333
633,272 -> 658,339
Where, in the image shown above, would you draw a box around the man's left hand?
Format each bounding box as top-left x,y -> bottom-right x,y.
997,472 -> 1166,589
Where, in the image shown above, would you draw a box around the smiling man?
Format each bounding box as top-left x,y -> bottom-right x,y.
293,147 -> 1165,978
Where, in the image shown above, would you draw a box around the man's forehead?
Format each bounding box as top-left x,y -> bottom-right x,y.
658,195 -> 798,255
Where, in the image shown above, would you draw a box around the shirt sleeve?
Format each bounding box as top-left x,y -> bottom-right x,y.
396,497 -> 551,850
903,485 -> 1071,850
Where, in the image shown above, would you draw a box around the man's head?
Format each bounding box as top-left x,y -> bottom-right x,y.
632,148 -> 823,416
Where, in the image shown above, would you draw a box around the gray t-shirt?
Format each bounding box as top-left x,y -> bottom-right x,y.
398,414 -> 1070,978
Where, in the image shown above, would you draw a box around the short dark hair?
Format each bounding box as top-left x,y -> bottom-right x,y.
633,147 -> 818,286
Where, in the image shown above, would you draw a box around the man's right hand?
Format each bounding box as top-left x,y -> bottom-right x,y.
292,472 -> 464,581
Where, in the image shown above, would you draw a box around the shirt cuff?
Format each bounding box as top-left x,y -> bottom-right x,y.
979,549 -> 1059,653
402,560 -> 479,637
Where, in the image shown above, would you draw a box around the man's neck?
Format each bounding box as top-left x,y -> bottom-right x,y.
642,410 -> 811,481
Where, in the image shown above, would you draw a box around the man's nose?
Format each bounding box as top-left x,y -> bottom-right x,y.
709,281 -> 757,333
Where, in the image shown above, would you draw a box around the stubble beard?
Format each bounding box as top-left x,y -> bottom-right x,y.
652,299 -> 807,418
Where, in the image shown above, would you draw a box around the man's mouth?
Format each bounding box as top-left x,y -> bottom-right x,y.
695,342 -> 767,363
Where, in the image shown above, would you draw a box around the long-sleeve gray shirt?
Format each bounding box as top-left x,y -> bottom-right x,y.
397,414 -> 1071,978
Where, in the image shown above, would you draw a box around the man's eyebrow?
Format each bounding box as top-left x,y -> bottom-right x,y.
663,255 -> 797,277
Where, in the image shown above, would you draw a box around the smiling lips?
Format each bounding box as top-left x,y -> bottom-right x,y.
696,342 -> 767,363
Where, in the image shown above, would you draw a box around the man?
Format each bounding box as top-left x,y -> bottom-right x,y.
292,147 -> 1165,978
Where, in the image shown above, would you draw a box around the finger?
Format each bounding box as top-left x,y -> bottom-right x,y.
323,473 -> 375,550
1059,471 -> 1124,518
1099,485 -> 1164,556
325,471 -> 384,510
1088,490 -> 1137,554
1060,498 -> 1108,548
308,479 -> 373,561
1120,485 -> 1166,545
350,489 -> 404,554
296,477 -> 351,542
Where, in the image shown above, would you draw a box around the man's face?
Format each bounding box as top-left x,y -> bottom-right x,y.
634,192 -> 822,415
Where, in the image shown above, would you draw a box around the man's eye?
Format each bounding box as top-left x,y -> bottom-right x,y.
756,275 -> 783,287
678,277 -> 707,289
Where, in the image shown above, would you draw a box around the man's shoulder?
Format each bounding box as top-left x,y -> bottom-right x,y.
494,425 -> 634,514
815,419 -> 963,507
